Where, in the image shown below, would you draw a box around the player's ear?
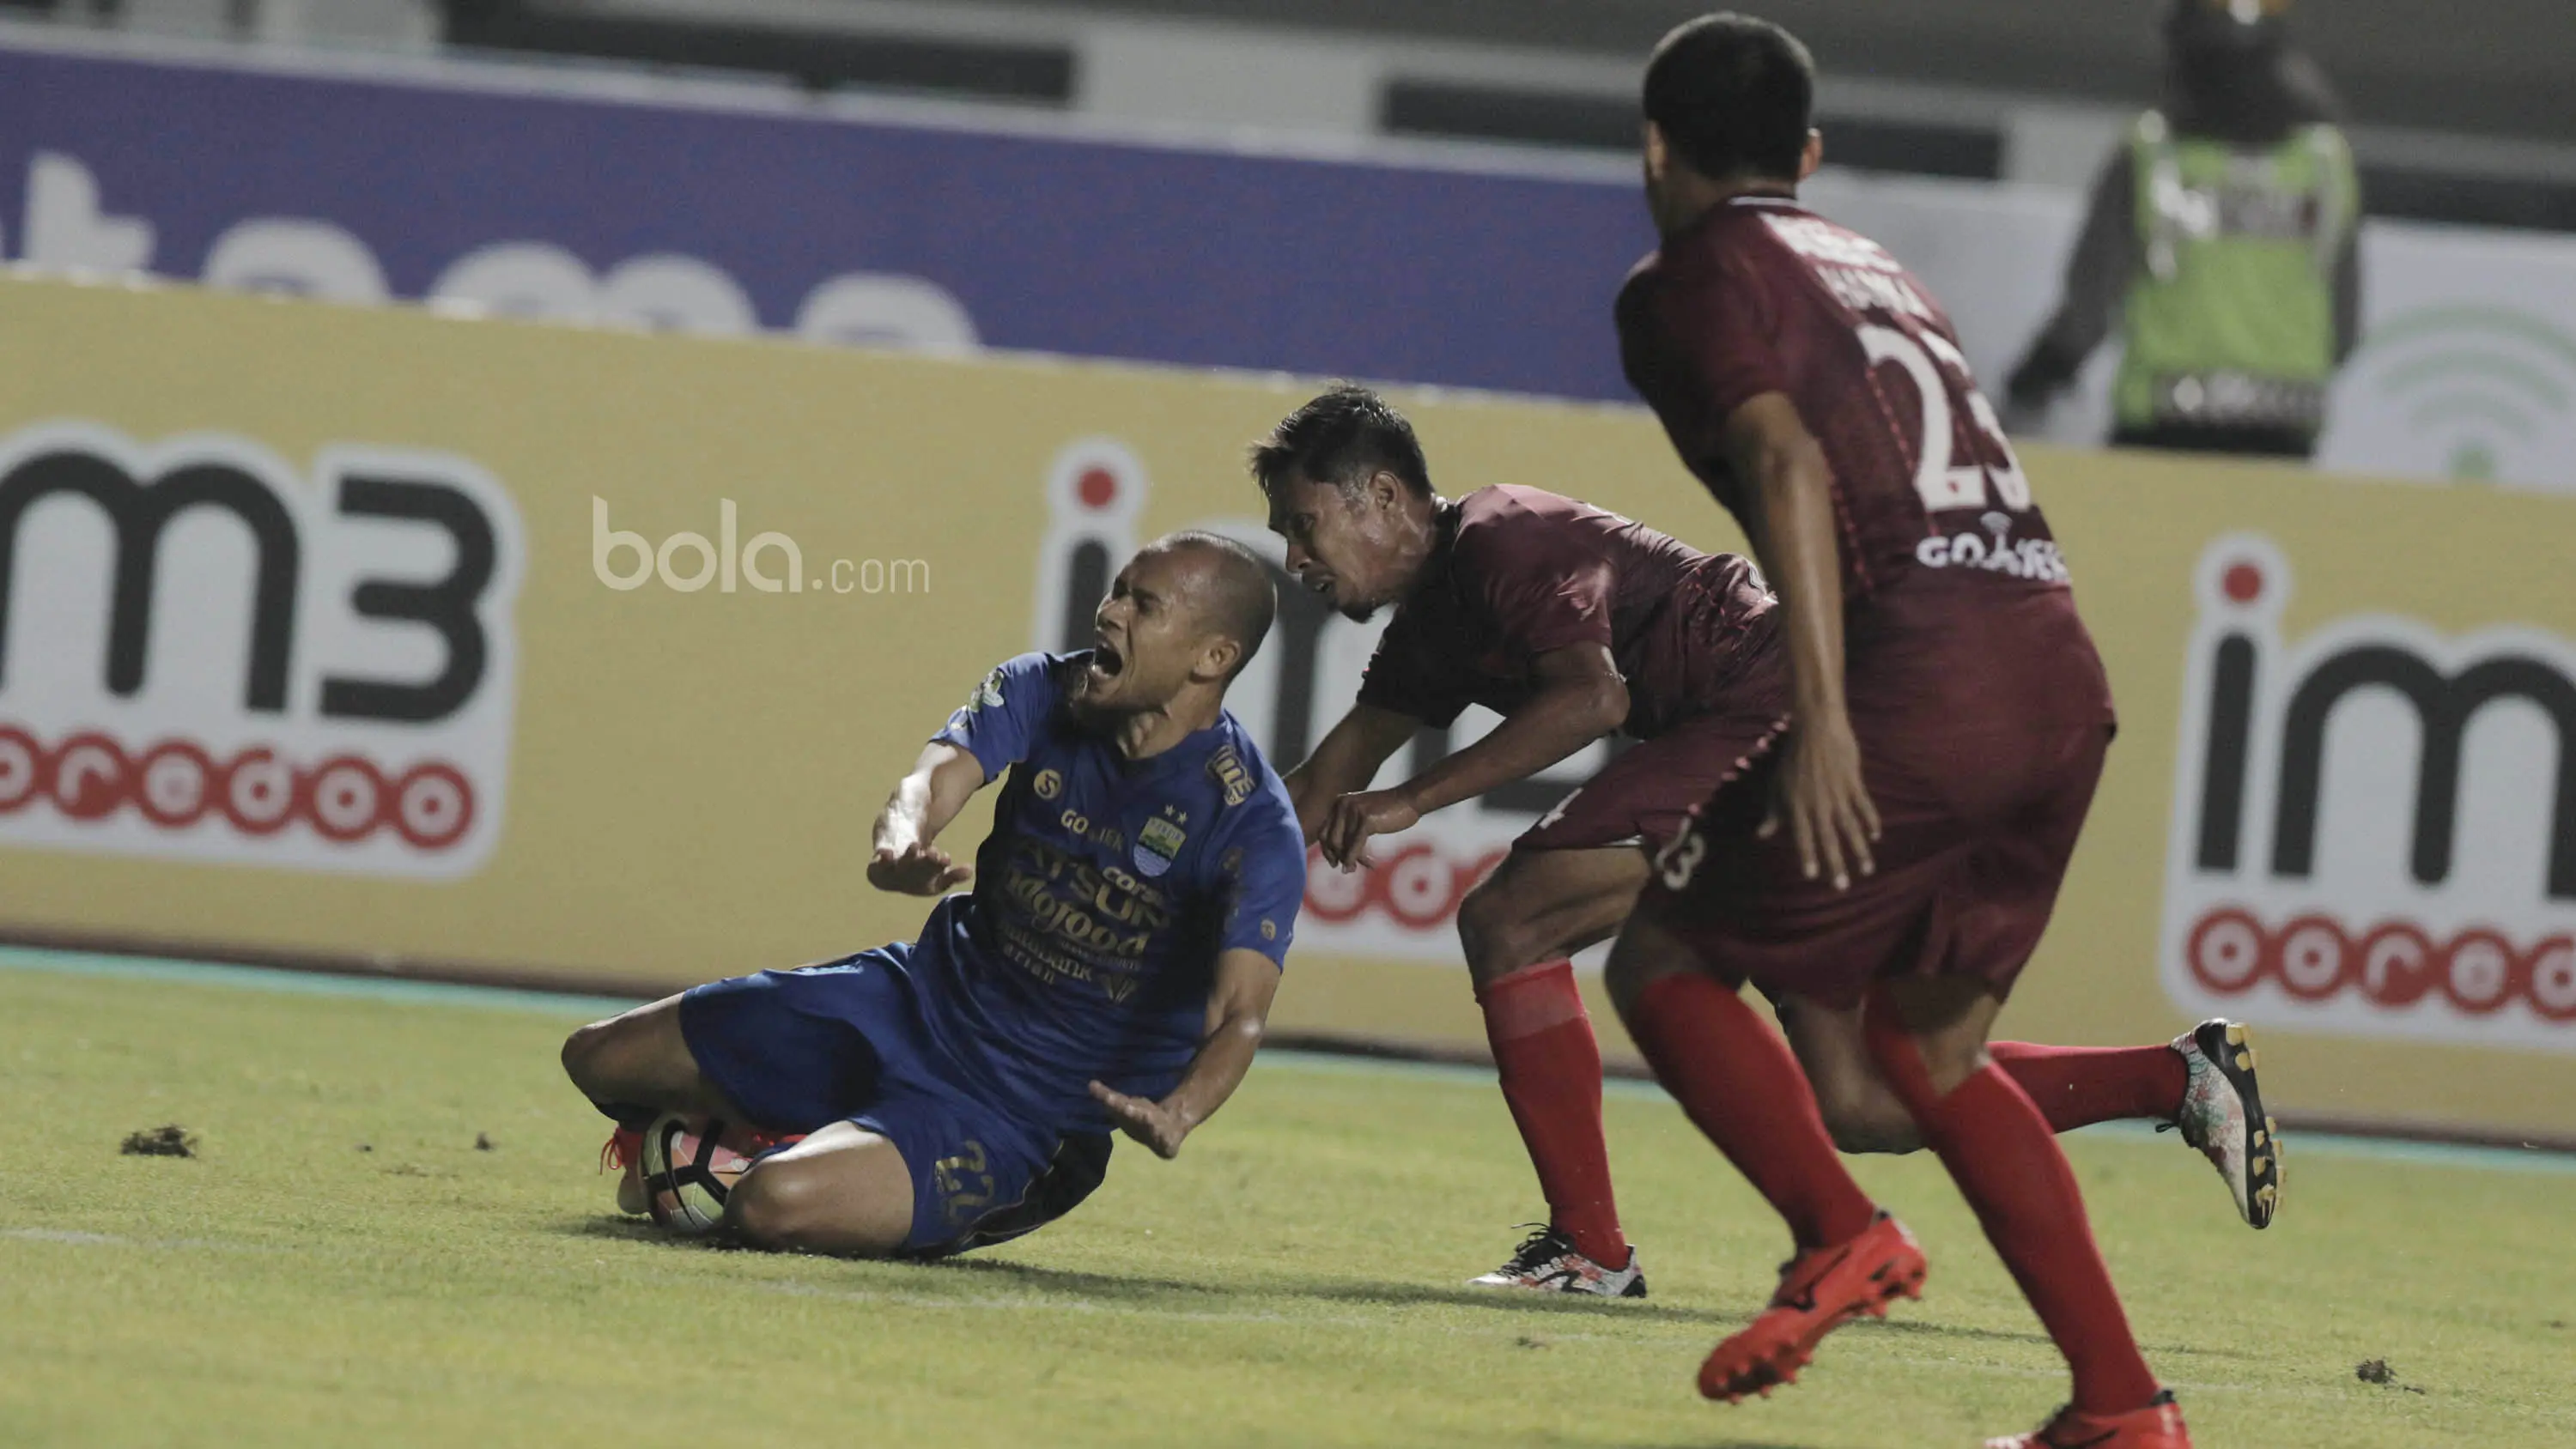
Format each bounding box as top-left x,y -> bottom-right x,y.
1196,633 -> 1243,685
1643,120 -> 1668,181
1367,469 -> 1406,514
1799,129 -> 1824,181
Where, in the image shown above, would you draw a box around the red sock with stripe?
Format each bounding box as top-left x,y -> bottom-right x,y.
1478,960 -> 1626,1266
1989,1041 -> 2190,1132
1626,971 -> 1877,1251
1865,997 -> 2161,1415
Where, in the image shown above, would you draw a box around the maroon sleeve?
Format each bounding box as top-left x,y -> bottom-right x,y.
1465,516 -> 1617,658
1355,609 -> 1464,727
1665,252 -> 1791,420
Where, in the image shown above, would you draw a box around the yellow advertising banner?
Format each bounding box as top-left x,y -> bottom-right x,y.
3,276 -> 2572,1140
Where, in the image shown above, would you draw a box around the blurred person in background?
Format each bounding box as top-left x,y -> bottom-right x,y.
2005,0 -> 2360,459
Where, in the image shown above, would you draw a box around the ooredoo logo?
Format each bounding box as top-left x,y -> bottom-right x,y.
0,421 -> 522,878
2160,535 -> 2576,1051
1029,439 -> 1595,963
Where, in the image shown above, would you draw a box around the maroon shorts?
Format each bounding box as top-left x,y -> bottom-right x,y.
1635,718 -> 2108,1009
1515,706 -> 1788,855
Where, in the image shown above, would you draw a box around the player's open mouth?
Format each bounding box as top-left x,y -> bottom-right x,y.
1091,640 -> 1126,679
1302,573 -> 1334,597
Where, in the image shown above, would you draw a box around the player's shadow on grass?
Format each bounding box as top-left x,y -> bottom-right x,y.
943,1258 -> 1228,1300
959,1258 -> 1745,1325
562,1216 -> 666,1245
1287,1278 -> 1744,1325
1853,1316 -> 2256,1361
553,1223 -> 2241,1365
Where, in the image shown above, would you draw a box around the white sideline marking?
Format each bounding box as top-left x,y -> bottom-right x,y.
4,1228 -> 125,1245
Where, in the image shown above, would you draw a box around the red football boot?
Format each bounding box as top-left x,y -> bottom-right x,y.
601,1126 -> 648,1216
1986,1391 -> 2191,1448
1699,1211 -> 1928,1403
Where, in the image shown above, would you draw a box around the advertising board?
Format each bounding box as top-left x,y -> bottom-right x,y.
4,274 -> 2569,1137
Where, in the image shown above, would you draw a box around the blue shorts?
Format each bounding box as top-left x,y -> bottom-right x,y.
677,944 -> 1111,1258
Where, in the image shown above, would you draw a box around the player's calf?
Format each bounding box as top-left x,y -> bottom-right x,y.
563,995 -> 756,1217
562,996 -> 750,1121
1455,848 -> 1647,1282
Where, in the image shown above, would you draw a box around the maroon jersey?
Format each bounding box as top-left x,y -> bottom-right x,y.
1617,196 -> 2070,607
1357,484 -> 1777,740
1618,197 -> 2112,731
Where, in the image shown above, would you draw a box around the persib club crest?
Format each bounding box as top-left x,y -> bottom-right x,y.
1135,809 -> 1188,879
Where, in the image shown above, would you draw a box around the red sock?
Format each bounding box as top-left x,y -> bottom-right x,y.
1479,961 -> 1625,1264
1628,972 -> 1877,1252
1867,1003 -> 2160,1415
1990,1041 -> 2188,1133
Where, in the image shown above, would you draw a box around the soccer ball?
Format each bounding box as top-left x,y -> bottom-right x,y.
638,1113 -> 759,1235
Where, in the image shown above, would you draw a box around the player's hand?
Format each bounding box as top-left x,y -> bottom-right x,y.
1317,788 -> 1419,870
1759,709 -> 1880,891
867,841 -> 974,895
1088,1081 -> 1191,1159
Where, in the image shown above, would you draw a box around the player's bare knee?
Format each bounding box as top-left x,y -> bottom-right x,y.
1602,925 -> 1685,1017
559,1019 -> 617,1098
726,1167 -> 796,1248
726,1161 -> 829,1252
1455,880 -> 1535,981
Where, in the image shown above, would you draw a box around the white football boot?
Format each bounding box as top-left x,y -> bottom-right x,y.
1467,1226 -> 1648,1298
2167,1019 -> 2282,1229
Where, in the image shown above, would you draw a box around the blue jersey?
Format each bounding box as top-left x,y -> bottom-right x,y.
908,651 -> 1306,1134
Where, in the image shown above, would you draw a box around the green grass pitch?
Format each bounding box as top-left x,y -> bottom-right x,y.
3,953 -> 2572,1448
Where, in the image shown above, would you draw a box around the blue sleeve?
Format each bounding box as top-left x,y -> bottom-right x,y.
933,652 -> 1062,781
1217,799 -> 1308,969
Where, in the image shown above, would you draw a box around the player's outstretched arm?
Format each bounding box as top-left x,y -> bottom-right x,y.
1283,704 -> 1418,843
1725,392 -> 1879,892
867,740 -> 986,894
1087,949 -> 1282,1160
1315,643 -> 1626,870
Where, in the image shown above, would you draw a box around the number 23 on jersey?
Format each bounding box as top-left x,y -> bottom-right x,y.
1859,323 -> 2032,517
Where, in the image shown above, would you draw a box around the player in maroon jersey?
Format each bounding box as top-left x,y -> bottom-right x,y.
1605,15 -> 2253,1448
1256,385 -> 1784,1296
1254,386 -> 2272,1311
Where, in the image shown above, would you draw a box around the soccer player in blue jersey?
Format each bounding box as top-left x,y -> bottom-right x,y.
562,531 -> 1307,1258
